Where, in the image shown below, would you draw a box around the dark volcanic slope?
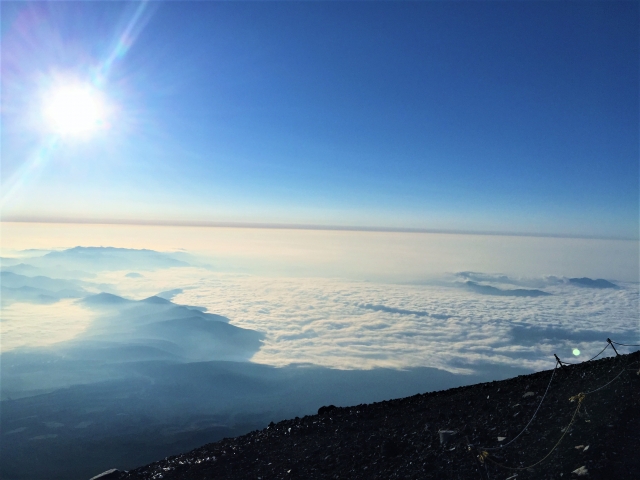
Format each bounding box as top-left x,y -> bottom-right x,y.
116,351 -> 639,480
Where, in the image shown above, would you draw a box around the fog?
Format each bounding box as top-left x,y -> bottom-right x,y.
1,223 -> 638,479
3,222 -> 638,282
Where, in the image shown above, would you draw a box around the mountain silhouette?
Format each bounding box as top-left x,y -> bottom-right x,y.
464,281 -> 551,297
569,277 -> 618,289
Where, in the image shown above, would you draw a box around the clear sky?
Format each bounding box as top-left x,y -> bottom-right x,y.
1,1 -> 638,239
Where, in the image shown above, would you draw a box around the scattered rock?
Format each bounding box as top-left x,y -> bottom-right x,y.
572,465 -> 588,476
523,391 -> 535,398
317,405 -> 337,415
438,430 -> 457,445
117,351 -> 639,480
380,439 -> 401,457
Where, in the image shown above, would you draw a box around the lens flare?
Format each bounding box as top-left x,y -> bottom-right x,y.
572,348 -> 581,356
42,83 -> 108,137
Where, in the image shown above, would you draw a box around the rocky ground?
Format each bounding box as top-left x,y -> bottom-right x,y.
99,350 -> 639,480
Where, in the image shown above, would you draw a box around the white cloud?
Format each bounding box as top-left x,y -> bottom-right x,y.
5,265 -> 635,373
2,239 -> 637,376
1,299 -> 96,351
164,271 -> 639,373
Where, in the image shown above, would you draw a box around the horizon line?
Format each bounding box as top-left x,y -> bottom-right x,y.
2,216 -> 638,241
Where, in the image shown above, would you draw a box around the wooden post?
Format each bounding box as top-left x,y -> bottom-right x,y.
554,354 -> 565,368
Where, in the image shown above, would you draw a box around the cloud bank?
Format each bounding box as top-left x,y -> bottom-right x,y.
171,272 -> 637,373
2,247 -> 638,376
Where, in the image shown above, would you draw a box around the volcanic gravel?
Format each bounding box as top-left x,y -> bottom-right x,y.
112,351 -> 639,480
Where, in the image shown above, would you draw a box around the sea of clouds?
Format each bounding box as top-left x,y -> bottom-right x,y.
2,227 -> 638,379
160,270 -> 639,372
6,261 -> 633,375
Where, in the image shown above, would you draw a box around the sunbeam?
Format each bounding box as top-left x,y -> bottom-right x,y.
0,1 -> 154,209
42,82 -> 109,137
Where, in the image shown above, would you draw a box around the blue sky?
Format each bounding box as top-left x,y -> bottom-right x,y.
1,1 -> 638,239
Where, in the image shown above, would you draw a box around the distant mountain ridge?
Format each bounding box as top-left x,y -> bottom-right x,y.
456,271 -> 621,290
569,277 -> 619,289
1,247 -> 191,283
0,271 -> 87,305
463,280 -> 551,297
39,246 -> 190,271
81,292 -> 135,306
81,293 -> 177,306
76,291 -> 263,363
1,271 -> 84,292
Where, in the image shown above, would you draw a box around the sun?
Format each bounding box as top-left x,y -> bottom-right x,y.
42,82 -> 109,137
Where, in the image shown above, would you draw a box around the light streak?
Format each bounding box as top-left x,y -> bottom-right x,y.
1,1 -> 154,210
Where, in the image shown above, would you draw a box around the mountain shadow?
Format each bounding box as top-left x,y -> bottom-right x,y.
0,357 -> 532,480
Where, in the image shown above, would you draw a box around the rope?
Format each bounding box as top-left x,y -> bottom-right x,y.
478,362 -> 558,451
585,343 -> 610,362
611,341 -> 640,347
476,342 -> 625,452
583,365 -> 628,395
556,338 -> 638,365
479,394 -> 585,472
476,343 -> 637,473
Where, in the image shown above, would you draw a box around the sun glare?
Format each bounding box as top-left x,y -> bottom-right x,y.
42,83 -> 109,137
